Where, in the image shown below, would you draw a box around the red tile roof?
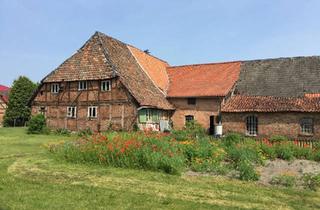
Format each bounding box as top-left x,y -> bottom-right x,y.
0,85 -> 9,92
128,46 -> 169,92
222,95 -> 320,112
166,62 -> 241,97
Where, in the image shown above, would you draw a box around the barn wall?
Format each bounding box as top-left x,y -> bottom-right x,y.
222,112 -> 320,139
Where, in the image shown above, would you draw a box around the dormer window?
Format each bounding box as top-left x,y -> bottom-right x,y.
51,83 -> 60,94
78,81 -> 87,91
101,80 -> 111,91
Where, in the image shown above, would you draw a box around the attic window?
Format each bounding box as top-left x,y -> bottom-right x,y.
51,83 -> 60,94
101,80 -> 111,91
78,81 -> 87,90
246,115 -> 258,136
300,118 -> 313,135
187,98 -> 196,105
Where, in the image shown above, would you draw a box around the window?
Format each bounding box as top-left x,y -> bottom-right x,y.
187,98 -> 196,105
88,106 -> 97,118
246,115 -> 258,136
185,115 -> 194,124
101,80 -> 111,91
78,81 -> 87,90
39,106 -> 46,115
67,107 -> 77,118
300,118 -> 313,135
51,83 -> 60,93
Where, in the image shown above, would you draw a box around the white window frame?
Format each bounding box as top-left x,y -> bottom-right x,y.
51,83 -> 60,94
101,80 -> 111,91
78,81 -> 87,91
67,106 -> 77,118
88,106 -> 97,118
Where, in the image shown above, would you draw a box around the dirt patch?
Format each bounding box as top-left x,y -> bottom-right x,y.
257,159 -> 320,186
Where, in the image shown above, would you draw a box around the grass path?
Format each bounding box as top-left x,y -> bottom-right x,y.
0,128 -> 320,209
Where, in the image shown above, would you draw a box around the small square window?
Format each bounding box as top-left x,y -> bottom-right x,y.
88,106 -> 97,118
67,107 -> 77,118
78,81 -> 87,90
101,80 -> 111,91
185,115 -> 194,125
39,106 -> 46,115
187,98 -> 196,105
51,83 -> 60,93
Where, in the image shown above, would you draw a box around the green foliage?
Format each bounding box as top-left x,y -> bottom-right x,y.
301,173 -> 320,191
270,174 -> 296,187
55,128 -> 71,136
27,114 -> 48,134
293,146 -> 313,160
3,76 -> 37,127
77,128 -> 93,137
223,133 -> 243,147
236,160 -> 260,181
269,135 -> 287,143
51,132 -> 185,175
171,120 -> 206,141
312,150 -> 320,161
260,143 -> 277,160
275,144 -> 294,161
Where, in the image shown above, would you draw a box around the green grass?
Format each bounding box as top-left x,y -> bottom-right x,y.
0,128 -> 320,209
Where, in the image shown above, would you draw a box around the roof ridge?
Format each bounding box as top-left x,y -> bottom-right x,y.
96,31 -> 169,65
168,61 -> 241,69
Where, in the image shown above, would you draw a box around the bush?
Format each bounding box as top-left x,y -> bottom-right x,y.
301,173 -> 320,191
293,146 -> 313,160
171,120 -> 206,141
27,114 -> 48,134
223,133 -> 243,147
270,135 -> 287,144
312,150 -> 320,162
270,174 -> 296,187
260,143 -> 277,160
55,128 -> 71,136
275,143 -> 294,161
236,160 -> 259,181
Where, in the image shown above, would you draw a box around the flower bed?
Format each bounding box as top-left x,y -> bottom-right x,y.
48,128 -> 320,187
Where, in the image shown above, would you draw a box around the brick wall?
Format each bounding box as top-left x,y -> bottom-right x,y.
222,112 -> 320,139
169,97 -> 222,131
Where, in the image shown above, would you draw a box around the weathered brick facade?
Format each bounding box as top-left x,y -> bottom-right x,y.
222,112 -> 320,139
0,99 -> 7,127
169,97 -> 222,131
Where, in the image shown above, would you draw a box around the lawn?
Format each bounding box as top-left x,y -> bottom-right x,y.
0,128 -> 320,209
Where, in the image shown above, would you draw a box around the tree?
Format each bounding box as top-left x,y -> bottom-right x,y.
3,76 -> 37,127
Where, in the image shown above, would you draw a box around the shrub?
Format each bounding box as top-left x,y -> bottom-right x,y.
275,143 -> 294,161
171,120 -> 206,141
260,143 -> 277,160
293,146 -> 313,160
55,128 -> 71,136
270,135 -> 287,144
27,114 -> 48,134
226,141 -> 263,165
223,133 -> 243,147
301,173 -> 320,191
270,174 -> 296,187
236,160 -> 259,181
312,150 -> 320,162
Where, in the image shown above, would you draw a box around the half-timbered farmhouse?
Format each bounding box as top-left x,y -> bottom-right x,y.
31,32 -> 320,138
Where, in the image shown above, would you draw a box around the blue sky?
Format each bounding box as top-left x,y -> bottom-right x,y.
1,0 -> 320,86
